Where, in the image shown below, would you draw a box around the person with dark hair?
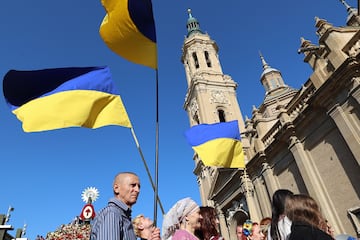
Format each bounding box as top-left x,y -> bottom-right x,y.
268,189 -> 294,240
285,194 -> 333,240
195,206 -> 223,240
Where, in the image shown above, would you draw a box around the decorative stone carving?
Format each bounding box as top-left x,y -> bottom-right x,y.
208,166 -> 216,178
348,40 -> 360,57
315,17 -> 333,37
190,98 -> 199,118
226,199 -> 249,221
289,135 -> 300,147
210,90 -> 228,104
199,167 -> 206,179
241,172 -> 255,195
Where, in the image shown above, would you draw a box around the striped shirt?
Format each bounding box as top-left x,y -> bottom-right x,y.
90,197 -> 137,240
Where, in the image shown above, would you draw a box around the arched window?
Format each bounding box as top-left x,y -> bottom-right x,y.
192,52 -> 199,69
204,51 -> 211,67
218,109 -> 226,122
193,112 -> 200,124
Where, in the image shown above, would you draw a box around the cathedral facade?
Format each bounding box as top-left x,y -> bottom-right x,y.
181,4 -> 360,239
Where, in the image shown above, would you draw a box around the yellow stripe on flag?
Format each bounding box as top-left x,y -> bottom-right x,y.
193,138 -> 245,168
13,90 -> 132,132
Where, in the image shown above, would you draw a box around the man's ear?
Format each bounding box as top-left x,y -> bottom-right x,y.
113,183 -> 120,195
138,223 -> 145,231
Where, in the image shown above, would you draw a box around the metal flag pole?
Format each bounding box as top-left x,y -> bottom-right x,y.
153,69 -> 160,226
130,126 -> 164,215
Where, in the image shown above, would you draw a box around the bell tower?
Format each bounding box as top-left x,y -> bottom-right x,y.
181,9 -> 248,204
182,9 -> 246,130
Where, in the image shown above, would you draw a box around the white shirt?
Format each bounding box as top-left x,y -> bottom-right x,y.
267,216 -> 292,240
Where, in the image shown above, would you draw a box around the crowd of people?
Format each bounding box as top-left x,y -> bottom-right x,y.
88,172 -> 354,240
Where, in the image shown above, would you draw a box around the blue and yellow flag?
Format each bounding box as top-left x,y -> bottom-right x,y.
184,120 -> 245,168
99,0 -> 157,69
3,66 -> 132,132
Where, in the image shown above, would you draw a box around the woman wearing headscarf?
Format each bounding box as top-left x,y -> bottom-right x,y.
162,197 -> 202,240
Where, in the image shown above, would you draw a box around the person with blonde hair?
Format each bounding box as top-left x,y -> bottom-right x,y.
162,197 -> 202,240
132,214 -> 160,240
260,217 -> 271,240
241,220 -> 265,240
285,194 -> 333,240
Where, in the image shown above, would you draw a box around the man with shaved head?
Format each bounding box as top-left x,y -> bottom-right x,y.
90,172 -> 141,240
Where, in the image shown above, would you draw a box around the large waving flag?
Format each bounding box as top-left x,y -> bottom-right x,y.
99,0 -> 157,69
184,120 -> 245,168
3,66 -> 132,132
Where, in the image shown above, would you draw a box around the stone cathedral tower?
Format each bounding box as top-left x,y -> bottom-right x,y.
182,9 -> 246,132
181,9 -> 257,239
181,3 -> 360,239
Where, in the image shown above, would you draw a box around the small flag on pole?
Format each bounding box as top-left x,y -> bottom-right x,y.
184,120 -> 245,168
3,66 -> 132,132
99,0 -> 157,69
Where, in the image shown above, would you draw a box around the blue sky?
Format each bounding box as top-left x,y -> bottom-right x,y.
0,0 -> 352,239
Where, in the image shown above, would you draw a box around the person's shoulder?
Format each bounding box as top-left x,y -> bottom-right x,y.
109,197 -> 130,211
173,229 -> 190,237
314,228 -> 333,240
94,199 -> 124,219
172,230 -> 197,240
290,222 -> 333,240
173,229 -> 186,235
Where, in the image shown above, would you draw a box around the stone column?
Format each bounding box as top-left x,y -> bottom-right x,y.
261,162 -> 280,197
288,135 -> 344,233
328,104 -> 360,166
241,170 -> 260,222
216,208 -> 230,240
253,177 -> 271,218
349,77 -> 360,105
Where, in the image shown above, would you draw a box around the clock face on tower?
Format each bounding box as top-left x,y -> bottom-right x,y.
211,90 -> 228,104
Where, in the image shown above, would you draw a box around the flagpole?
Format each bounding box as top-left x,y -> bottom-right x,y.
153,69 -> 159,226
130,127 -> 164,215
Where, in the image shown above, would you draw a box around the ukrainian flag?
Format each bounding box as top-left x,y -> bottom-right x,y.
99,0 -> 157,69
3,66 -> 132,132
184,120 -> 245,168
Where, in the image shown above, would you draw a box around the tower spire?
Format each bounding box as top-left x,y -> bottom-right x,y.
339,0 -> 360,26
339,0 -> 352,10
259,52 -> 280,78
186,9 -> 203,37
258,52 -> 288,94
259,51 -> 270,71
